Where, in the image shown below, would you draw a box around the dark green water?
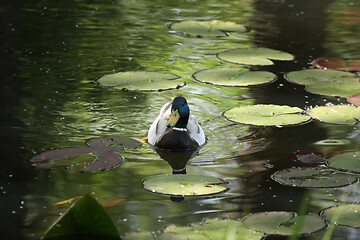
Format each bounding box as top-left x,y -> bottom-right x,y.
1,0 -> 359,239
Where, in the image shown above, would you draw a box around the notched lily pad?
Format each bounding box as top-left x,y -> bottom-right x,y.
243,211 -> 326,235
43,194 -> 120,239
217,48 -> 294,66
313,57 -> 360,72
322,204 -> 360,228
223,104 -> 311,126
284,69 -> 358,86
97,71 -> 184,92
305,78 -> 360,98
193,67 -> 276,87
271,167 -> 358,188
326,151 -> 360,174
31,136 -> 142,172
308,105 -> 360,125
142,174 -> 229,197
170,20 -> 248,37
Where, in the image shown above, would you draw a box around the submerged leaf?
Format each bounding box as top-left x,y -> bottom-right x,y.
326,151 -> 360,174
348,94 -> 360,107
193,67 -> 276,87
284,69 -> 357,86
322,204 -> 360,228
223,104 -> 311,126
170,20 -> 248,37
308,105 -> 360,125
243,212 -> 326,235
97,71 -> 184,92
142,174 -> 229,197
31,136 -> 141,172
271,167 -> 358,188
43,195 -> 119,239
217,48 -> 294,66
313,57 -> 360,71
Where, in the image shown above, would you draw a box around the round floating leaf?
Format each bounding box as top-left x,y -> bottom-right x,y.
223,104 -> 311,126
193,67 -> 276,87
291,151 -> 326,166
322,204 -> 360,228
158,232 -> 188,240
142,174 -> 229,197
271,167 -> 358,188
314,139 -> 351,146
326,151 -> 360,174
164,218 -> 263,240
123,231 -> 154,240
170,20 -> 248,37
284,69 -> 357,85
348,94 -> 360,107
217,48 -> 294,66
86,136 -> 142,148
306,79 -> 360,98
43,195 -> 120,239
313,57 -> 360,72
97,71 -> 184,92
308,105 -> 360,125
243,211 -> 326,235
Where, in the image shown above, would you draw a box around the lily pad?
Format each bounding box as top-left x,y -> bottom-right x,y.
193,67 -> 276,87
271,167 -> 358,188
123,231 -> 154,240
284,69 -> 357,85
142,174 -> 229,197
243,211 -> 326,235
170,20 -> 248,37
291,150 -> 326,166
97,71 -> 184,92
308,105 -> 360,125
326,151 -> 360,174
313,57 -> 360,72
31,136 -> 141,172
217,48 -> 294,66
305,79 -> 360,98
163,218 -> 263,240
223,104 -> 311,126
43,194 -> 120,239
348,94 -> 360,107
322,204 -> 360,228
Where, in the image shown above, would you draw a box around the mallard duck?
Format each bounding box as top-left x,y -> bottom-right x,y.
148,95 -> 205,151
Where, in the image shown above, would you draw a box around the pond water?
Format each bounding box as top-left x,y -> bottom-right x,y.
1,0 -> 360,239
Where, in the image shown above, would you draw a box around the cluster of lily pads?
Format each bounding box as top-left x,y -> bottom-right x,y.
42,194 -> 360,240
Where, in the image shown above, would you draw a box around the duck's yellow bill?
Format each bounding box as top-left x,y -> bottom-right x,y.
166,109 -> 180,127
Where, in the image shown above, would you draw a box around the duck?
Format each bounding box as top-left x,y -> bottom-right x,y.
148,95 -> 206,151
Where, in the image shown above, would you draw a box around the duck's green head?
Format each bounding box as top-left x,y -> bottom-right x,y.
167,96 -> 190,129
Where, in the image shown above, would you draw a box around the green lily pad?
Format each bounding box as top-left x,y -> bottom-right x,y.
97,71 -> 184,92
284,69 -> 357,85
326,151 -> 360,174
243,211 -> 326,235
217,48 -> 294,66
158,232 -> 188,240
306,79 -> 360,98
170,20 -> 248,37
193,67 -> 277,87
43,194 -> 119,239
142,174 -> 229,197
123,231 -> 154,240
271,167 -> 358,188
223,104 -> 311,126
322,204 -> 360,228
163,218 -> 263,240
308,105 -> 360,125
